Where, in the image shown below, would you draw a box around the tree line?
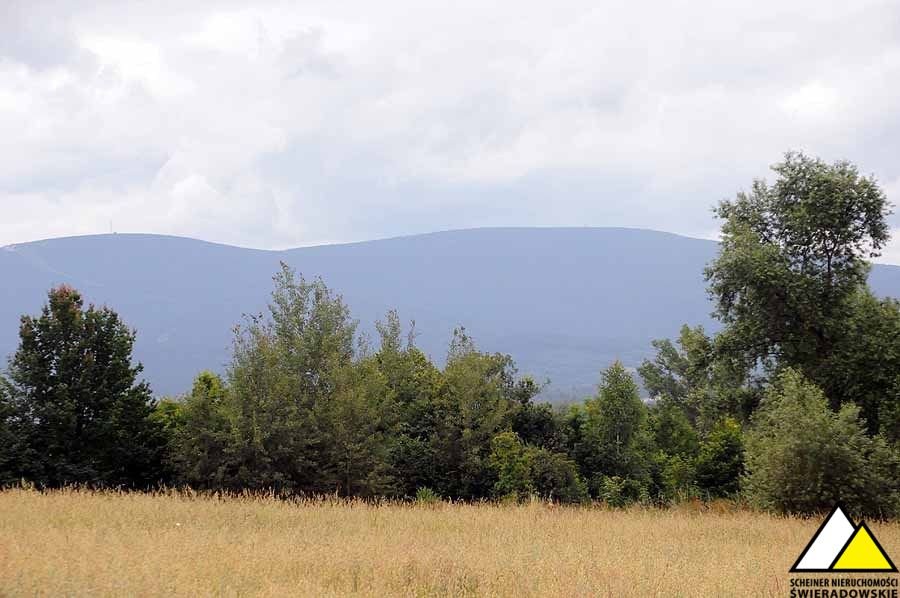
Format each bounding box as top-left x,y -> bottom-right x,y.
1,152 -> 898,517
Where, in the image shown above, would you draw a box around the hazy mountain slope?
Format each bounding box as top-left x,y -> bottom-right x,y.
3,228 -> 899,400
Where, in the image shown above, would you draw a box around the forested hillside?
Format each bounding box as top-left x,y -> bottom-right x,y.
3,228 -> 898,399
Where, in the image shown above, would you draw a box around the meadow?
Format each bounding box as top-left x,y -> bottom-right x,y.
2,489 -> 897,597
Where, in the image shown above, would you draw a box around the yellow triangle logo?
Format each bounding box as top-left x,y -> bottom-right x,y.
832,523 -> 897,572
791,505 -> 898,573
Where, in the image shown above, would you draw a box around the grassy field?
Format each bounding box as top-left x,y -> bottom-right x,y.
1,489 -> 897,597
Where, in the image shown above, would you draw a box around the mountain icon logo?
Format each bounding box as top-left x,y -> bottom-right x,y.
791,504 -> 897,573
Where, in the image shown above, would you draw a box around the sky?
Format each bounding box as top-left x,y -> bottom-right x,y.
3,0 -> 900,263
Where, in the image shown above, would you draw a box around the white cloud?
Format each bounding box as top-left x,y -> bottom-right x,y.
79,35 -> 194,99
781,83 -> 840,122
1,0 -> 899,262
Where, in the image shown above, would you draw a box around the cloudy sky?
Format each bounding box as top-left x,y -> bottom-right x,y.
3,0 -> 900,263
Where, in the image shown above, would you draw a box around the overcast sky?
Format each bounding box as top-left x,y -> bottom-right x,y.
3,0 -> 900,263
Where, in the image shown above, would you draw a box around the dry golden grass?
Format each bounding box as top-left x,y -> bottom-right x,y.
1,489 -> 898,597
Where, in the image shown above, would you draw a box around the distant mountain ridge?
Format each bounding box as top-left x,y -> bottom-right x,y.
3,228 -> 899,400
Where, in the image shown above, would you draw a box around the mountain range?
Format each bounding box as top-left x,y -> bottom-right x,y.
3,228 -> 899,400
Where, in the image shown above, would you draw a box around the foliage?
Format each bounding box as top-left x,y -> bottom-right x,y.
489,431 -> 587,503
706,151 -> 894,432
639,325 -> 757,429
0,376 -> 21,485
694,418 -> 743,497
818,290 -> 900,433
597,475 -> 646,508
649,400 -> 699,459
150,398 -> 185,435
4,156 -> 898,515
658,454 -> 696,499
164,274 -> 551,501
314,357 -> 397,497
743,369 -> 900,518
169,372 -> 230,489
577,362 -> 647,483
414,486 -> 442,505
427,330 -> 520,499
375,311 -> 442,496
3,285 -> 165,488
489,432 -> 534,499
176,264 -> 362,493
528,447 -> 588,503
881,376 -> 900,447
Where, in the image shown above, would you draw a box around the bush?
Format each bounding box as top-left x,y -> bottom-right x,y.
744,369 -> 900,518
597,475 -> 647,508
490,432 -> 588,503
489,432 -> 534,500
529,448 -> 588,503
660,453 -> 696,499
415,486 -> 442,505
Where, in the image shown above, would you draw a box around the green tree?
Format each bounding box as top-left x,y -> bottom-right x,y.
224,314 -> 311,491
489,431 -> 534,499
881,377 -> 900,447
374,311 -> 443,496
267,263 -> 357,403
820,291 -> 900,433
706,152 -> 894,431
597,475 -> 646,508
429,328 -> 519,499
639,326 -> 713,416
508,377 -> 562,450
150,398 -> 185,436
489,431 -> 588,503
226,264 -> 357,492
528,446 -> 588,503
5,285 -> 165,488
744,369 -> 899,517
170,372 -> 230,488
649,400 -> 699,459
0,376 -> 21,485
580,361 -> 647,482
639,325 -> 757,428
315,357 -> 397,497
657,453 -> 696,500
149,396 -> 185,482
694,418 -> 743,497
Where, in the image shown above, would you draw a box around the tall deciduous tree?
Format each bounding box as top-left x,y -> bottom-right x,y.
5,285 -> 165,487
315,356 -> 397,497
579,361 -> 647,482
374,310 -> 442,496
219,263 -> 359,493
706,152 -> 895,431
